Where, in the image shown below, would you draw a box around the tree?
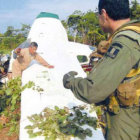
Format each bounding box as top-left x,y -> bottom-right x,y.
67,10 -> 106,45
67,10 -> 83,42
79,10 -> 99,44
61,20 -> 68,31
130,0 -> 140,19
20,24 -> 31,38
4,26 -> 14,37
0,24 -> 30,53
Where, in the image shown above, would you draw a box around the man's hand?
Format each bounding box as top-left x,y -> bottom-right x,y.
47,65 -> 54,69
63,71 -> 78,89
15,48 -> 21,55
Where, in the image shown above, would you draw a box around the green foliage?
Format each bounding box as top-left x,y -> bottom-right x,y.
0,78 -> 34,111
32,86 -> 44,92
61,20 -> 68,31
20,24 -> 31,38
90,104 -> 102,116
25,106 -> 97,140
66,10 -> 106,45
0,24 -> 30,53
4,26 -> 14,37
130,0 -> 140,19
0,78 -> 34,135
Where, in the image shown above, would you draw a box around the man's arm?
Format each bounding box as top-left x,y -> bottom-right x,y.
34,54 -> 54,68
13,48 -> 22,59
13,48 -> 26,59
13,40 -> 31,59
66,36 -> 140,104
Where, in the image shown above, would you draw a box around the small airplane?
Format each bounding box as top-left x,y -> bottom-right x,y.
10,12 -> 104,140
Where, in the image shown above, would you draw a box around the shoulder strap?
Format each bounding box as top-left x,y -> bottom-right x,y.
126,59 -> 140,78
126,67 -> 140,78
107,23 -> 140,78
107,23 -> 140,45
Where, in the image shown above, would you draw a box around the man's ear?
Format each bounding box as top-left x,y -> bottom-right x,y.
101,9 -> 108,22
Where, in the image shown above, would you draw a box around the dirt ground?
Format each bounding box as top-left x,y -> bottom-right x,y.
0,127 -> 18,140
0,105 -> 20,140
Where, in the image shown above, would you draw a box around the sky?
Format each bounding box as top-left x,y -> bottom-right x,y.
0,0 -> 139,33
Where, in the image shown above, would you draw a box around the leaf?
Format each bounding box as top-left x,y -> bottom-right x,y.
0,90 -> 4,95
9,125 -> 16,132
5,88 -> 12,95
12,94 -> 19,101
71,128 -> 76,134
35,131 -> 42,136
27,130 -> 33,134
25,125 -> 33,129
85,128 -> 92,137
29,133 -> 37,138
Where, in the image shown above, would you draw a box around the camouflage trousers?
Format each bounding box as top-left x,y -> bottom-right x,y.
106,107 -> 140,140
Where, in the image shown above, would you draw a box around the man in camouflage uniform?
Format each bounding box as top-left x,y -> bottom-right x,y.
63,0 -> 140,140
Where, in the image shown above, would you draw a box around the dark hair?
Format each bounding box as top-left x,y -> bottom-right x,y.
30,42 -> 38,48
98,0 -> 130,20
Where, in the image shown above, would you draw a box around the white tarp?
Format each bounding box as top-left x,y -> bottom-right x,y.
19,12 -> 104,140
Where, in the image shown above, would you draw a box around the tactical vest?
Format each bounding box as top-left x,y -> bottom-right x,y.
106,22 -> 140,114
